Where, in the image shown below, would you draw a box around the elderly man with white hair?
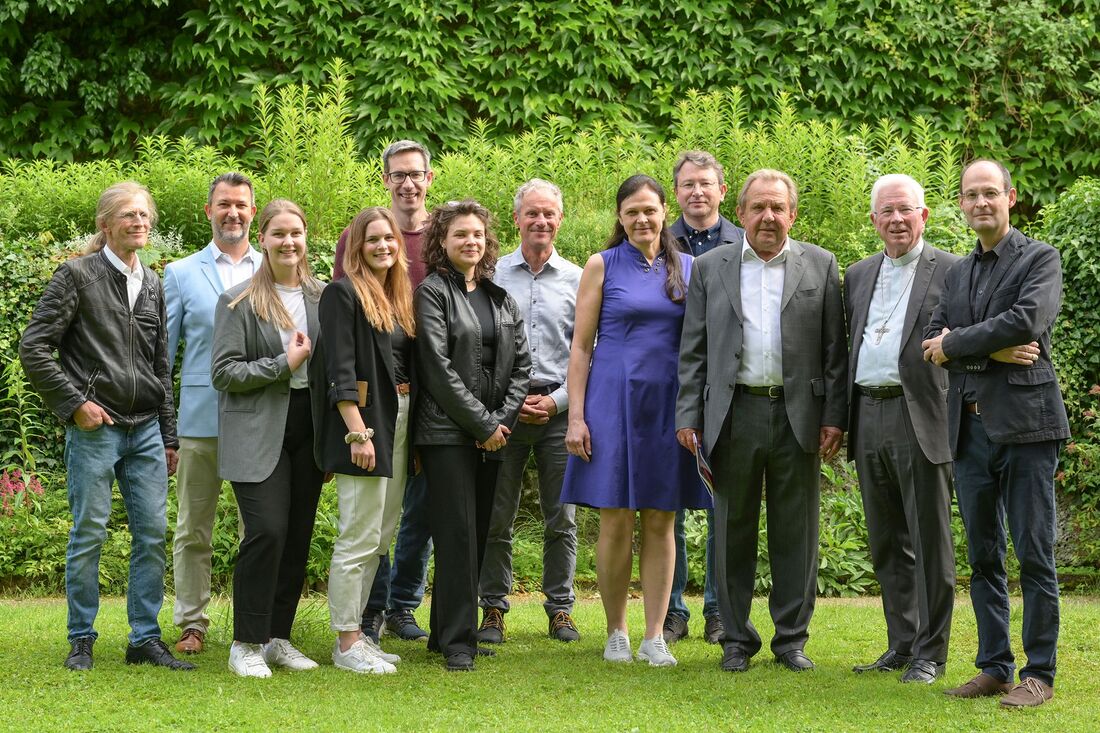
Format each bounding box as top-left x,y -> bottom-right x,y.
842,173 -> 961,683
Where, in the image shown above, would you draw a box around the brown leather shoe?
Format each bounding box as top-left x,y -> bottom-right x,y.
944,672 -> 1013,698
174,628 -> 204,654
1000,678 -> 1054,708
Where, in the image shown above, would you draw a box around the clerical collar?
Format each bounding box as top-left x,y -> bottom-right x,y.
884,239 -> 924,268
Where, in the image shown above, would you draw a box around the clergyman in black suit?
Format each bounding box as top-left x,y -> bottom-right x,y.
844,174 -> 960,684
922,159 -> 1069,708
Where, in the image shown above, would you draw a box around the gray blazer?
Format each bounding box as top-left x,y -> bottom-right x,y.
844,244 -> 959,465
677,238 -> 848,458
211,280 -> 322,483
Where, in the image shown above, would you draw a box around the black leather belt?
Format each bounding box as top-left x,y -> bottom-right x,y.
857,385 -> 904,399
964,402 -> 980,415
735,384 -> 784,399
528,382 -> 561,396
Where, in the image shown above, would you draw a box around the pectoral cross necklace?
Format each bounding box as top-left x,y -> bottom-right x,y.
872,266 -> 917,345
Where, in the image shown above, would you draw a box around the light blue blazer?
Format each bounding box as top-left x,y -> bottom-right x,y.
164,243 -> 260,438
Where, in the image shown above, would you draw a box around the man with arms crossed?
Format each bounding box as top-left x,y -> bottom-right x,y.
476,179 -> 582,644
676,169 -> 847,673
165,172 -> 261,655
923,159 -> 1068,707
663,150 -> 744,645
333,140 -> 433,641
844,174 -> 959,683
20,181 -> 194,671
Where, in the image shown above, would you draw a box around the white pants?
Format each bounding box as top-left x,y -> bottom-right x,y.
328,394 -> 410,631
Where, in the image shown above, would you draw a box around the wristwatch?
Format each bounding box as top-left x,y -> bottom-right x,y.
344,428 -> 375,444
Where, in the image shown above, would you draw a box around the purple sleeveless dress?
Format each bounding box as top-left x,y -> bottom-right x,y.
561,242 -> 712,511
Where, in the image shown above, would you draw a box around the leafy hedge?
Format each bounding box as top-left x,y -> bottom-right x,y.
3,1 -> 1099,209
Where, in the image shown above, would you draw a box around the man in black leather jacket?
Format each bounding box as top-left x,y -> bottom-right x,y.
19,181 -> 193,673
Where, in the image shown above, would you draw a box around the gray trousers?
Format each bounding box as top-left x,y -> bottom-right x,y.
478,412 -> 577,616
713,392 -> 820,657
853,393 -> 955,663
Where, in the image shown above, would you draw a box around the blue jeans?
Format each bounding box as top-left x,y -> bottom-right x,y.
668,508 -> 718,620
64,420 -> 168,645
363,471 -> 432,616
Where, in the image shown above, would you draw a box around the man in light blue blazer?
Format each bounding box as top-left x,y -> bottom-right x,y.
164,172 -> 261,654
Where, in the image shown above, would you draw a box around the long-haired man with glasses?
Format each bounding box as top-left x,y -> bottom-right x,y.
922,159 -> 1069,707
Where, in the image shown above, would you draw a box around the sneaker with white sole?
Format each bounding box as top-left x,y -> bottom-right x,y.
603,629 -> 633,663
262,637 -> 319,671
637,635 -> 678,667
332,639 -> 397,674
359,633 -> 401,664
229,641 -> 272,678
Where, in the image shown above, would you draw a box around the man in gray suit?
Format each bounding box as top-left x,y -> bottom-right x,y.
923,159 -> 1069,707
844,174 -> 959,684
677,169 -> 847,673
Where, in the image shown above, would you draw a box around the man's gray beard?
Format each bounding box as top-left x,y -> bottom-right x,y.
215,224 -> 249,245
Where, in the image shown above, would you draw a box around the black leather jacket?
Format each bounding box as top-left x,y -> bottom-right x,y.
413,267 -> 530,452
19,250 -> 178,447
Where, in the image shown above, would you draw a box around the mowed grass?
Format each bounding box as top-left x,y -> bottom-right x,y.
1,594 -> 1098,732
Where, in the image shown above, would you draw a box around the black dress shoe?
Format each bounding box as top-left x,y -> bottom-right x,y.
852,649 -> 912,673
445,652 -> 475,671
703,615 -> 724,645
720,646 -> 749,673
662,614 -> 689,644
65,636 -> 94,671
125,638 -> 196,670
775,650 -> 815,672
901,659 -> 945,684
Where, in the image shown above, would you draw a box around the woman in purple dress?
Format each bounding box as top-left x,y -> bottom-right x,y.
563,174 -> 711,667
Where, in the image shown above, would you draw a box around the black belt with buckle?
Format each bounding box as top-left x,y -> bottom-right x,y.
857,385 -> 904,399
964,402 -> 981,415
736,384 -> 784,399
528,382 -> 561,396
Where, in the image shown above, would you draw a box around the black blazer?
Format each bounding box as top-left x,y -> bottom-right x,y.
925,228 -> 1070,450
310,278 -> 413,476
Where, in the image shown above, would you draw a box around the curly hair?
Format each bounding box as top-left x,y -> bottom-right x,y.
421,199 -> 500,282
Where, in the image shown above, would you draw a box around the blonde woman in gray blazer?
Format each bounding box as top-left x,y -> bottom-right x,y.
211,199 -> 324,678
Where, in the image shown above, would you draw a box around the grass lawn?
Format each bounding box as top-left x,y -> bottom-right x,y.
1,593 -> 1098,732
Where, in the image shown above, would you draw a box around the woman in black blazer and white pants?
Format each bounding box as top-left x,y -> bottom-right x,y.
211,199 -> 324,678
311,207 -> 417,675
414,200 -> 530,671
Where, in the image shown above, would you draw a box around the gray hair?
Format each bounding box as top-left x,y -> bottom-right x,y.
737,169 -> 798,211
208,172 -> 255,206
870,174 -> 926,213
672,150 -> 725,186
382,140 -> 432,173
961,158 -> 1013,192
513,178 -> 564,215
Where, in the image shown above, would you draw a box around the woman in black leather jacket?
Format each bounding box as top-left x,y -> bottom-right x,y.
414,199 -> 530,671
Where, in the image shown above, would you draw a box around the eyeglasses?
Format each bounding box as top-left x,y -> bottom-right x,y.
385,170 -> 429,184
960,189 -> 1008,204
875,206 -> 922,217
117,210 -> 151,222
677,180 -> 719,191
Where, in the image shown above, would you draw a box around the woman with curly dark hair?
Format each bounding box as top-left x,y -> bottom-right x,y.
414,199 -> 530,671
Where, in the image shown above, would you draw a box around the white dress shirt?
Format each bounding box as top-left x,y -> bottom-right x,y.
855,241 -> 924,387
102,245 -> 144,310
737,239 -> 789,386
210,241 -> 261,290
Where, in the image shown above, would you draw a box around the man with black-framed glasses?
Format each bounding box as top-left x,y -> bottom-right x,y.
922,159 -> 1069,708
333,140 -> 436,645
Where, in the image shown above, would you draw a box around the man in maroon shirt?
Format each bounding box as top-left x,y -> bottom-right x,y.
333,140 -> 436,642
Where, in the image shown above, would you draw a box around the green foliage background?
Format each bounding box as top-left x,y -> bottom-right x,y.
4,0 -> 1099,210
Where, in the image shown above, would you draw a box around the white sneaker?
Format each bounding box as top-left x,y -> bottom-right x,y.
332,639 -> 397,674
262,638 -> 319,671
359,633 -> 401,664
637,635 -> 678,667
229,641 -> 272,678
603,629 -> 633,663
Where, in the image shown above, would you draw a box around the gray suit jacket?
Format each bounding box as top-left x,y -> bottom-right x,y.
844,244 -> 959,465
677,239 -> 848,457
211,280 -> 322,483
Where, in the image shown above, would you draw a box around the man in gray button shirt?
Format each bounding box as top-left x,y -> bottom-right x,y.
843,174 -> 960,683
477,179 -> 583,643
